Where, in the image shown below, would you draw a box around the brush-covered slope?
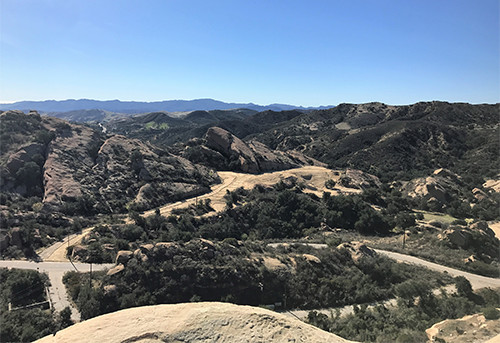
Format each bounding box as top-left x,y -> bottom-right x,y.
0,110 -> 219,213
252,102 -> 499,182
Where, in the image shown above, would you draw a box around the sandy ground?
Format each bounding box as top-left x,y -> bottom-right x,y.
426,312 -> 500,343
142,166 -> 359,218
35,302 -> 356,343
489,221 -> 500,240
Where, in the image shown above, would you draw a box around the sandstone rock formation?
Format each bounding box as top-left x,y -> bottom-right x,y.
400,168 -> 463,205
484,178 -> 500,193
438,222 -> 498,258
426,311 -> 500,343
0,111 -> 220,213
35,302 -> 355,343
337,241 -> 377,262
337,169 -> 381,190
184,126 -> 324,174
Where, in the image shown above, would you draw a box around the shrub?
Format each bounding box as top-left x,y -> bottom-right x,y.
483,307 -> 500,320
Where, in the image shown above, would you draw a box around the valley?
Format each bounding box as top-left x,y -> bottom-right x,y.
1,102 -> 499,343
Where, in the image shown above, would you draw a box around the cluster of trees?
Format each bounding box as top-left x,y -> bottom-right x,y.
308,277 -> 500,342
0,204 -> 84,259
63,241 -> 450,321
0,268 -> 73,342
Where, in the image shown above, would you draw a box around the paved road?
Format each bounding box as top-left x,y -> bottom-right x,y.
0,260 -> 113,322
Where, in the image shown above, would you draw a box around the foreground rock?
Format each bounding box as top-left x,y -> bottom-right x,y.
36,302 -> 355,343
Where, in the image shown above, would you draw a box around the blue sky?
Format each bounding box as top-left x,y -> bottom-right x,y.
1,0 -> 498,106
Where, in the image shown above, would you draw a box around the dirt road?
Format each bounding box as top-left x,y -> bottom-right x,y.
374,249 -> 500,290
142,166 -> 356,218
38,227 -> 94,262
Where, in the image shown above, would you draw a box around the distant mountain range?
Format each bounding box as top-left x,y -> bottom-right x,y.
0,98 -> 333,114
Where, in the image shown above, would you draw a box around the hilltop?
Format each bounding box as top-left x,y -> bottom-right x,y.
35,302 -> 355,343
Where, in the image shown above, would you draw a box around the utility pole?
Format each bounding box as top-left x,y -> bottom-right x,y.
89,263 -> 92,288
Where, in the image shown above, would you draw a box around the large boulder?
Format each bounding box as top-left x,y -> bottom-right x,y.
337,241 -> 377,262
338,169 -> 381,190
400,168 -> 463,205
115,250 -> 133,265
35,302 -> 356,343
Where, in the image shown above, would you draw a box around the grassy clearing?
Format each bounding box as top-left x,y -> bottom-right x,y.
145,121 -> 169,130
414,210 -> 458,224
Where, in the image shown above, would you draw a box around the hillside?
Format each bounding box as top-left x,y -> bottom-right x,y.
104,101 -> 499,185
35,302 -> 355,343
252,102 -> 499,182
0,110 -> 219,214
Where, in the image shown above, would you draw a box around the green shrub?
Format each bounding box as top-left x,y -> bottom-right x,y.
483,307 -> 500,320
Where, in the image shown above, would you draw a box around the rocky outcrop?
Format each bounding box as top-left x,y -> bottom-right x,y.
35,302 -> 356,343
115,250 -> 133,265
337,241 -> 377,262
71,245 -> 88,261
484,178 -> 500,193
185,127 -> 324,174
106,264 -> 125,276
472,187 -> 489,202
338,169 -> 381,190
0,112 -> 220,213
426,311 -> 500,343
42,117 -> 95,204
400,168 -> 463,206
438,222 -> 498,258
6,143 -> 45,175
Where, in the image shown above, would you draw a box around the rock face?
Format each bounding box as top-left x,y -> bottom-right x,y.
0,111 -> 220,213
484,178 -> 500,193
184,126 -> 324,174
400,168 -> 463,206
337,169 -> 381,190
35,302 -> 356,343
337,242 -> 377,262
438,222 -> 498,258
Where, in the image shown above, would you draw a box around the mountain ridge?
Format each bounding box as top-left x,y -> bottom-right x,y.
0,98 -> 333,114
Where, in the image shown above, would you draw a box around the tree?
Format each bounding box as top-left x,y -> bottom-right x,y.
455,276 -> 473,298
395,213 -> 416,229
58,306 -> 73,329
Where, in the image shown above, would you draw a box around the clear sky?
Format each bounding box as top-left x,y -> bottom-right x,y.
0,0 -> 498,106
